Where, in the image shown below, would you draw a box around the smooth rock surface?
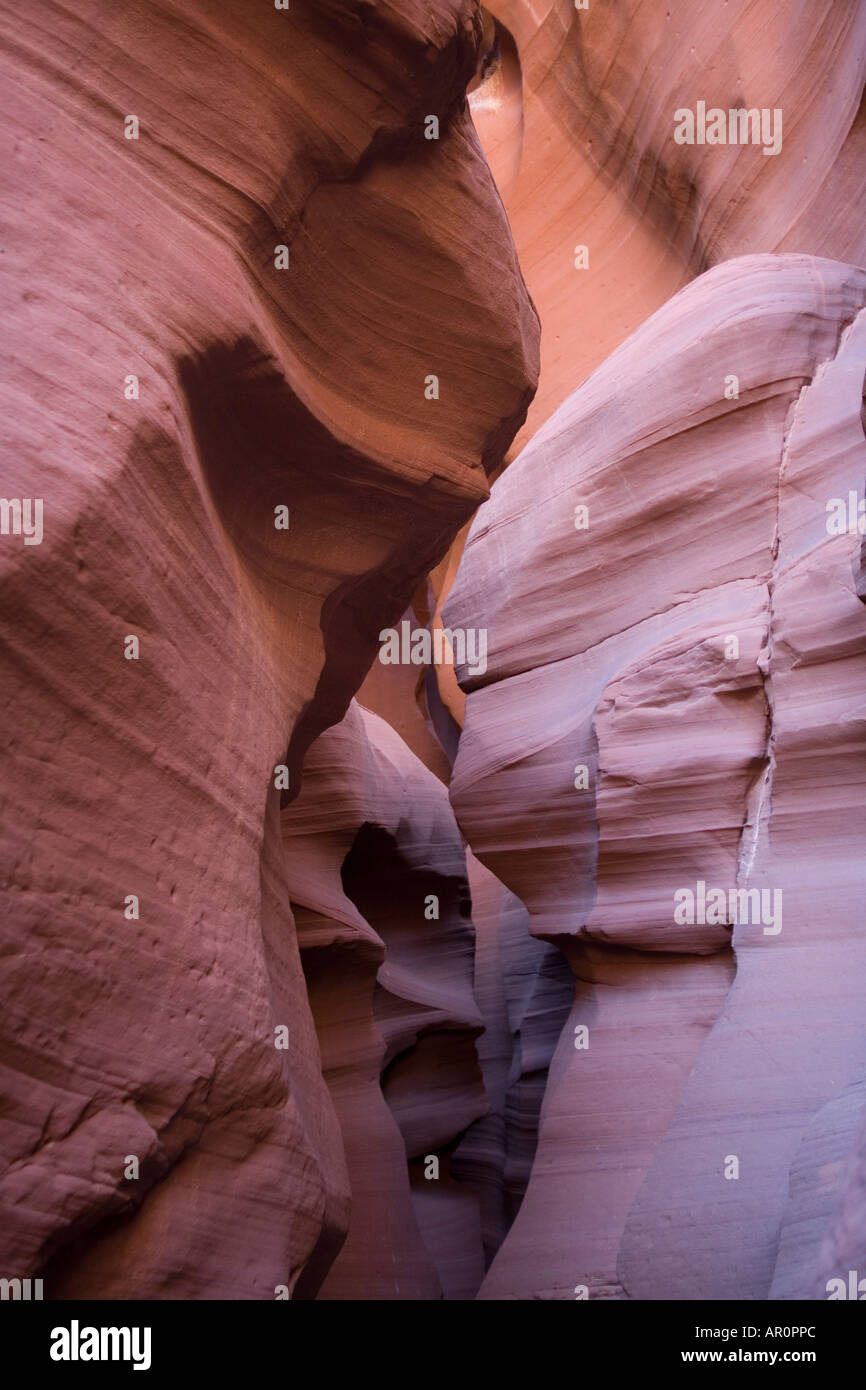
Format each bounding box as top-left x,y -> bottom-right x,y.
471,0 -> 866,446
281,700 -> 487,1299
446,253 -> 866,1299
0,0 -> 537,1298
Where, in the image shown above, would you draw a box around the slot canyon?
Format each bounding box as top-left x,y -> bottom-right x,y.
1,0 -> 865,1304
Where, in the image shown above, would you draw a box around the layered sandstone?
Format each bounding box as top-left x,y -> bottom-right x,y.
446,253 -> 866,1299
0,0 -> 537,1298
470,0 -> 866,445
280,700 -> 487,1299
424,0 -> 866,739
2,0 -> 865,1308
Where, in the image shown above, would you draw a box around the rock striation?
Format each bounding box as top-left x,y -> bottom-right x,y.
445,253 -> 866,1299
2,0 -> 865,1307
471,0 -> 866,445
0,0 -> 537,1298
280,699 -> 487,1300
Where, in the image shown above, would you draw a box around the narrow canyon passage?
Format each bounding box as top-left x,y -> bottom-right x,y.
1,0 -> 865,1315
291,3 -> 866,1301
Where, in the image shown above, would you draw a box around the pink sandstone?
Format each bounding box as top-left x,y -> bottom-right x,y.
445,253 -> 866,1299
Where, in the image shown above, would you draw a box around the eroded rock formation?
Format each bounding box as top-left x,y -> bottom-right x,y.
2,0 -> 865,1306
281,700 -> 486,1299
0,0 -> 537,1298
471,0 -> 866,445
445,253 -> 866,1299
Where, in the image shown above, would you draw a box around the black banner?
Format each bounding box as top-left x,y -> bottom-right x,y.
1,1299 -> 860,1377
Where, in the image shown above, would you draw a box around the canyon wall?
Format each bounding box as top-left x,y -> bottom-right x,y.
2,0 -> 864,1304
281,700 -> 486,1299
0,0 -> 536,1298
473,0 -> 866,447
446,252 -> 866,1298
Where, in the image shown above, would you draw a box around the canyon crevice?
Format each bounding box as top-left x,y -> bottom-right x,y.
1,0 -> 865,1302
